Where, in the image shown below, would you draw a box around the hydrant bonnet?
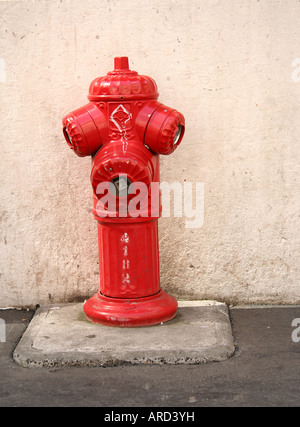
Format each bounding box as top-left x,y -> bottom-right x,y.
88,57 -> 159,102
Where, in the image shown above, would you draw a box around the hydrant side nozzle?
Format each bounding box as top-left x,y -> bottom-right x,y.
144,106 -> 185,155
62,103 -> 105,157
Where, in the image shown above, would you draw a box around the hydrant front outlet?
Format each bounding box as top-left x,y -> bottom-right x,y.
62,57 -> 185,327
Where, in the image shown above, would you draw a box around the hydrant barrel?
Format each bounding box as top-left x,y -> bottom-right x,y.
96,219 -> 160,299
62,57 -> 185,327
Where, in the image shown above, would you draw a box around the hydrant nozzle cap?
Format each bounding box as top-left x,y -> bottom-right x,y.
114,57 -> 129,70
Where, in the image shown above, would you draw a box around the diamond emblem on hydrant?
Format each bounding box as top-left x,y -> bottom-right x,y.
62,56 -> 185,327
110,104 -> 132,132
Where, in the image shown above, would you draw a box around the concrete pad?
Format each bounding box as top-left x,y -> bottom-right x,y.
13,301 -> 235,368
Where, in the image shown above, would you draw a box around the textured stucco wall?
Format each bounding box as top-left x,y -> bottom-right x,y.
0,0 -> 299,307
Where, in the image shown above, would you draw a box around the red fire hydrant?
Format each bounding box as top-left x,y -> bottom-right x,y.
62,57 -> 185,327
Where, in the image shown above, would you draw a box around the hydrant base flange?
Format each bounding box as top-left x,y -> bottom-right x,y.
83,290 -> 178,327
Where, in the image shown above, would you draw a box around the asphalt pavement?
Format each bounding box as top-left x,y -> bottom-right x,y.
0,305 -> 300,407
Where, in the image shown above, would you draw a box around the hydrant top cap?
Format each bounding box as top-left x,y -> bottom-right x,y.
88,57 -> 159,102
114,57 -> 129,70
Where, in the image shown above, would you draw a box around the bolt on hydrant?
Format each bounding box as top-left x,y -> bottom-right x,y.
62,57 -> 185,327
